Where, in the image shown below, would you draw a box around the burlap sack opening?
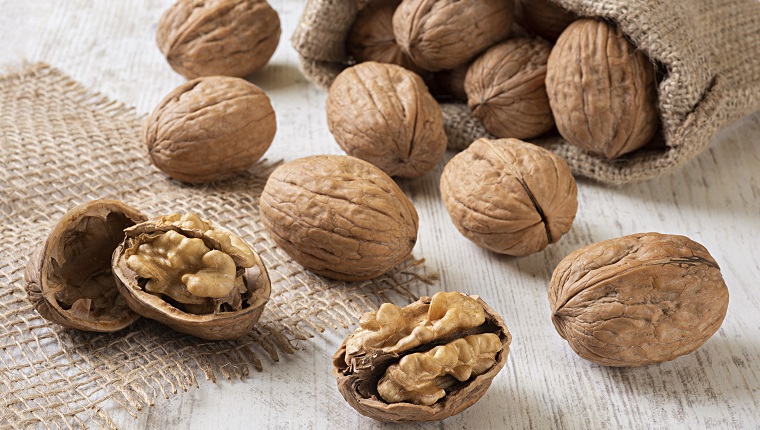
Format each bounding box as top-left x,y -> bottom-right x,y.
0,63 -> 435,429
292,0 -> 760,185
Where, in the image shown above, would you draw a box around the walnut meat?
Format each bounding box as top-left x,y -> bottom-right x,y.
334,292 -> 511,422
347,0 -> 423,74
112,213 -> 271,340
521,0 -> 577,42
549,232 -> 729,367
156,0 -> 281,79
465,38 -> 554,139
393,0 -> 514,71
144,76 -> 276,183
441,138 -> 577,256
326,62 -> 446,178
24,199 -> 146,332
259,155 -> 418,281
546,19 -> 659,159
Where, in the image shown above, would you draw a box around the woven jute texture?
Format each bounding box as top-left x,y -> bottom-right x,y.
292,0 -> 760,184
0,63 -> 434,429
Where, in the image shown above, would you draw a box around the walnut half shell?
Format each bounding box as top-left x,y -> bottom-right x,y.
24,199 -> 147,332
334,292 -> 511,422
549,232 -> 729,367
112,213 -> 271,340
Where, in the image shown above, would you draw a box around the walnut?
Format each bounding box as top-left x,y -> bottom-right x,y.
546,19 -> 659,159
326,62 -> 446,178
465,38 -> 554,139
144,76 -> 276,183
440,138 -> 577,256
112,213 -> 271,340
156,0 -> 281,79
24,199 -> 147,332
347,0 -> 423,74
520,0 -> 577,42
430,63 -> 469,101
392,0 -> 514,71
334,292 -> 511,422
549,232 -> 729,367
259,155 -> 418,281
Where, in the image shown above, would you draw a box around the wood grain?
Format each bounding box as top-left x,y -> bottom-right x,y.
1,0 -> 758,428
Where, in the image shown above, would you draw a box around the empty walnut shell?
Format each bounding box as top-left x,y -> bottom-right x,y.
465,38 -> 554,139
393,0 -> 514,71
259,155 -> 419,281
334,292 -> 511,422
144,76 -> 276,183
347,0 -> 423,74
520,0 -> 577,42
112,214 -> 271,340
546,19 -> 659,159
326,61 -> 446,178
549,232 -> 729,367
441,138 -> 577,256
24,199 -> 146,332
156,0 -> 281,79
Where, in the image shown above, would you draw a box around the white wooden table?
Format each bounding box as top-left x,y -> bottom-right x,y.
2,1 -> 759,428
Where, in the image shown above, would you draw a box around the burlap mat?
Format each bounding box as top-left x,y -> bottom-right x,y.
0,63 -> 435,429
292,0 -> 760,184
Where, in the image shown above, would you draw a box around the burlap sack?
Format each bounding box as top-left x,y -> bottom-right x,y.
292,0 -> 760,184
0,63 -> 434,429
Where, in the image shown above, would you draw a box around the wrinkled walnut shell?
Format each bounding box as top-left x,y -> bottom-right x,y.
546,19 -> 659,159
156,0 -> 281,79
441,138 -> 577,256
465,38 -> 554,139
549,232 -> 729,367
326,61 -> 446,178
24,199 -> 146,332
112,216 -> 271,340
347,0 -> 423,74
521,0 -> 576,42
393,0 -> 514,71
144,76 -> 276,183
259,155 -> 419,281
333,293 -> 511,422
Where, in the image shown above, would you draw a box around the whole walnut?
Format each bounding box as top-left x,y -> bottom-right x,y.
156,0 -> 281,79
465,38 -> 554,140
144,76 -> 276,183
521,0 -> 577,42
24,199 -> 146,332
326,62 -> 446,178
347,0 -> 423,74
259,155 -> 418,281
549,232 -> 729,367
393,0 -> 514,71
546,19 -> 659,159
112,213 -> 271,340
440,138 -> 577,256
334,292 -> 511,422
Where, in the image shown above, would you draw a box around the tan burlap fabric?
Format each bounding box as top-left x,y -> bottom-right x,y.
0,63 -> 434,429
292,0 -> 760,184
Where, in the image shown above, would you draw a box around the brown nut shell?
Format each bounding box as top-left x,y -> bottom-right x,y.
112,216 -> 271,340
521,0 -> 577,42
546,19 -> 659,159
441,138 -> 577,256
326,61 -> 446,178
259,155 -> 419,281
465,38 -> 554,139
393,0 -> 514,71
156,0 -> 281,79
24,199 -> 146,332
347,0 -> 424,74
549,232 -> 729,367
333,293 -> 511,422
144,76 -> 276,183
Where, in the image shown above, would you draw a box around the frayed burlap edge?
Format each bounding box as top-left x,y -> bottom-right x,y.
291,0 -> 760,185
